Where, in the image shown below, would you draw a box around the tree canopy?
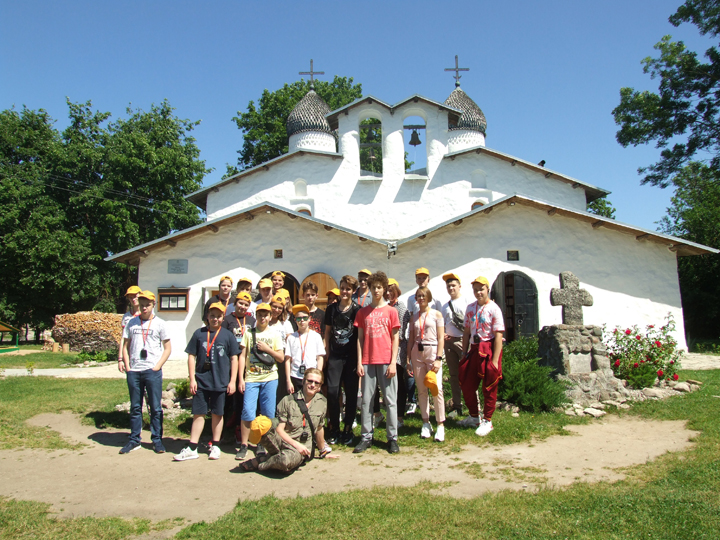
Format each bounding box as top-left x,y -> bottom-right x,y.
230,76 -> 363,173
0,100 -> 208,330
613,0 -> 720,187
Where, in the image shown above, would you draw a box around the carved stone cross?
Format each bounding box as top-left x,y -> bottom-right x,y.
550,271 -> 593,325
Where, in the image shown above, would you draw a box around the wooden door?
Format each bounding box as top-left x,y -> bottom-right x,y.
512,272 -> 539,339
300,272 -> 338,310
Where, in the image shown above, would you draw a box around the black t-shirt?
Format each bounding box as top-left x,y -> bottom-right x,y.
309,307 -> 325,336
185,327 -> 240,392
324,302 -> 360,358
221,311 -> 256,348
202,294 -> 236,323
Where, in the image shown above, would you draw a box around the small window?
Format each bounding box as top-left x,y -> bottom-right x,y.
294,179 -> 307,197
158,287 -> 190,312
298,208 -> 312,216
472,201 -> 485,211
360,118 -> 382,174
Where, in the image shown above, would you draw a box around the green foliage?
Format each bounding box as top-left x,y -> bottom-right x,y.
586,196 -> 616,219
76,350 -> 115,363
606,314 -> 682,388
92,298 -> 117,313
0,100 -> 208,329
613,0 -> 720,187
660,162 -> 720,338
498,336 -> 570,412
232,76 -> 362,171
174,378 -> 191,399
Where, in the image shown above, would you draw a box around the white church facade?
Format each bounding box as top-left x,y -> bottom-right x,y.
108,74 -> 717,359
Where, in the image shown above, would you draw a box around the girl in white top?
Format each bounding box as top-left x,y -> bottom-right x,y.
285,304 -> 326,395
407,286 -> 446,442
270,293 -> 295,403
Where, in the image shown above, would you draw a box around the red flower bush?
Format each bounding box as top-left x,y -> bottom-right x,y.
673,374 -> 679,381
606,314 -> 681,388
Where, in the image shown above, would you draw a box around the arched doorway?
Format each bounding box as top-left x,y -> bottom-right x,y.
491,271 -> 539,342
300,272 -> 338,311
259,271 -> 301,305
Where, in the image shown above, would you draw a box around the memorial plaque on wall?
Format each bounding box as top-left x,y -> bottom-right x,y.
168,259 -> 188,274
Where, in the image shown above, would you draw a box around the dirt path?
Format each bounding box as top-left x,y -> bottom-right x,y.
0,412 -> 698,523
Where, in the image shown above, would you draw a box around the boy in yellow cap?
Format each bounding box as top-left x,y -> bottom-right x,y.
118,286 -> 141,369
234,277 -> 257,317
174,302 -> 240,461
441,272 -> 471,418
285,304 -> 326,393
352,269 -> 373,307
120,291 -> 172,454
460,276 -> 505,436
256,278 -> 274,305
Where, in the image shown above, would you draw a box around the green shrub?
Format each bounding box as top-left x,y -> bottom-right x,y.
175,378 -> 191,399
606,313 -> 682,388
92,298 -> 118,313
498,336 -> 569,412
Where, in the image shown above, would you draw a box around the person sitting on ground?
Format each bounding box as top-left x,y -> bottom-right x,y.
285,304 -> 326,394
175,302 -> 239,461
408,286 -> 446,442
203,276 -> 236,323
324,275 -> 361,446
459,276 -> 505,436
236,303 -> 285,460
239,368 -> 329,473
118,285 -> 141,370
120,291 -> 171,455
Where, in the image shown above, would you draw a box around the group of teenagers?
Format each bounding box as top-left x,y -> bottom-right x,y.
117,267 -> 505,474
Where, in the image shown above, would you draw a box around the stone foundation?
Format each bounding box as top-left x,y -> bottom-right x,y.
539,324 -> 631,405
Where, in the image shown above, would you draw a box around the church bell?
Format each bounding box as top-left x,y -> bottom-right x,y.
409,129 -> 421,146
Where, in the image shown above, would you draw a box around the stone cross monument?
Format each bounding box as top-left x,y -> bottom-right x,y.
550,271 -> 593,325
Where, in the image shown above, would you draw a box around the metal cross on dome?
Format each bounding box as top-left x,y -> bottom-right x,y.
445,55 -> 469,87
299,59 -> 325,89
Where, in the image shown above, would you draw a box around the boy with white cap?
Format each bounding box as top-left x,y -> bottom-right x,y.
460,276 -> 505,436
120,290 -> 171,454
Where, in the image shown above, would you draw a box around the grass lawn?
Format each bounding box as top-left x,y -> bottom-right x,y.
0,352 -> 81,370
0,370 -> 719,539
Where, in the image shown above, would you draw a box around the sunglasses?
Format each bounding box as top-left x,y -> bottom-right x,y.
305,379 -> 322,386
295,316 -> 309,322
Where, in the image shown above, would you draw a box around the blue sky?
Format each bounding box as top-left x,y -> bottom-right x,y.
1,0 -> 712,230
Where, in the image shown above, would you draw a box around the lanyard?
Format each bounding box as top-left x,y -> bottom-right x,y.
358,290 -> 369,306
140,316 -> 154,348
206,328 -> 221,359
418,310 -> 428,342
233,313 -> 246,338
298,331 -> 310,365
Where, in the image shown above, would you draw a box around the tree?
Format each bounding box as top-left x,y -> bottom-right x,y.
660,162 -> 720,338
231,76 -> 363,172
0,100 -> 209,330
613,0 -> 720,187
587,197 -> 617,219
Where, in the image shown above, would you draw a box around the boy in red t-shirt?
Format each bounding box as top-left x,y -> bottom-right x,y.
353,271 -> 401,454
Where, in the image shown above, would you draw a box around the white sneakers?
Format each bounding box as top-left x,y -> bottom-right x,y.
457,415 -> 480,427
475,419 -> 493,436
420,422 -> 433,439
173,447 -> 199,461
434,424 -> 445,442
406,403 -> 417,415
208,445 -> 221,460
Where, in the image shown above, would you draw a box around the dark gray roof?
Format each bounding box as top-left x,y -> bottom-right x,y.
286,90 -> 333,137
444,87 -> 487,135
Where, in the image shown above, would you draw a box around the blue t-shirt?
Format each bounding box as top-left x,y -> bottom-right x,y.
185,327 -> 240,391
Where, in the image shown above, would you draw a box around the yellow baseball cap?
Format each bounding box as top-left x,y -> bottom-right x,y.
275,288 -> 290,299
236,277 -> 253,285
424,371 -> 439,397
235,291 -> 252,303
443,272 -> 461,283
208,302 -> 226,314
388,278 -> 399,287
138,290 -> 156,301
255,303 -> 271,312
326,288 -> 340,296
249,415 -> 272,445
125,286 -> 142,295
271,295 -> 287,307
271,271 -> 286,278
415,267 -> 430,276
358,269 -> 371,276
472,276 -> 490,287
292,304 -> 310,316
219,275 -> 233,284
258,278 -> 272,289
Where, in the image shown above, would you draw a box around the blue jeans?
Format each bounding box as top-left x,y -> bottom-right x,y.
126,368 -> 163,444
241,379 -> 278,421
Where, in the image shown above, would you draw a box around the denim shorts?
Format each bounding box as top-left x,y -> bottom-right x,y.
192,388 -> 226,416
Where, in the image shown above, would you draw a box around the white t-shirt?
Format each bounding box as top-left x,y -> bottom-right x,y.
270,319 -> 295,345
464,300 -> 505,341
285,330 -> 326,379
442,296 -> 471,338
122,315 -> 170,371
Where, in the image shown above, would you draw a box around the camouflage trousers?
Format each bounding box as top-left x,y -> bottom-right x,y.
256,445 -> 305,473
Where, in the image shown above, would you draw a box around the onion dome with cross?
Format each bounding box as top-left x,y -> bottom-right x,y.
287,60 -> 337,153
443,55 -> 487,152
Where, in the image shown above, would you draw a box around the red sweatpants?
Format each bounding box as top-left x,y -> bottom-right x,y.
459,340 -> 503,420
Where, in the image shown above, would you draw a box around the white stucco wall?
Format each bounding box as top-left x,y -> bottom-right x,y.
138,204 -> 687,359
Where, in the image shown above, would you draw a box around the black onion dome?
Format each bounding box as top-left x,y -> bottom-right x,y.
444,87 -> 487,135
286,90 -> 333,137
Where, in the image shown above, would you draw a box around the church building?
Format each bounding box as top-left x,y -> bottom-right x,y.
107,61 -> 716,358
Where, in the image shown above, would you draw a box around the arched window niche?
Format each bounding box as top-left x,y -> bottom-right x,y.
359,117 -> 382,176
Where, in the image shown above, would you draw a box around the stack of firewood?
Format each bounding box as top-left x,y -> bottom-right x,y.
51,311 -> 123,353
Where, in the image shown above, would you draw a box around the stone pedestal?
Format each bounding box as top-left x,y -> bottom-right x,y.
539,324 -> 629,405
